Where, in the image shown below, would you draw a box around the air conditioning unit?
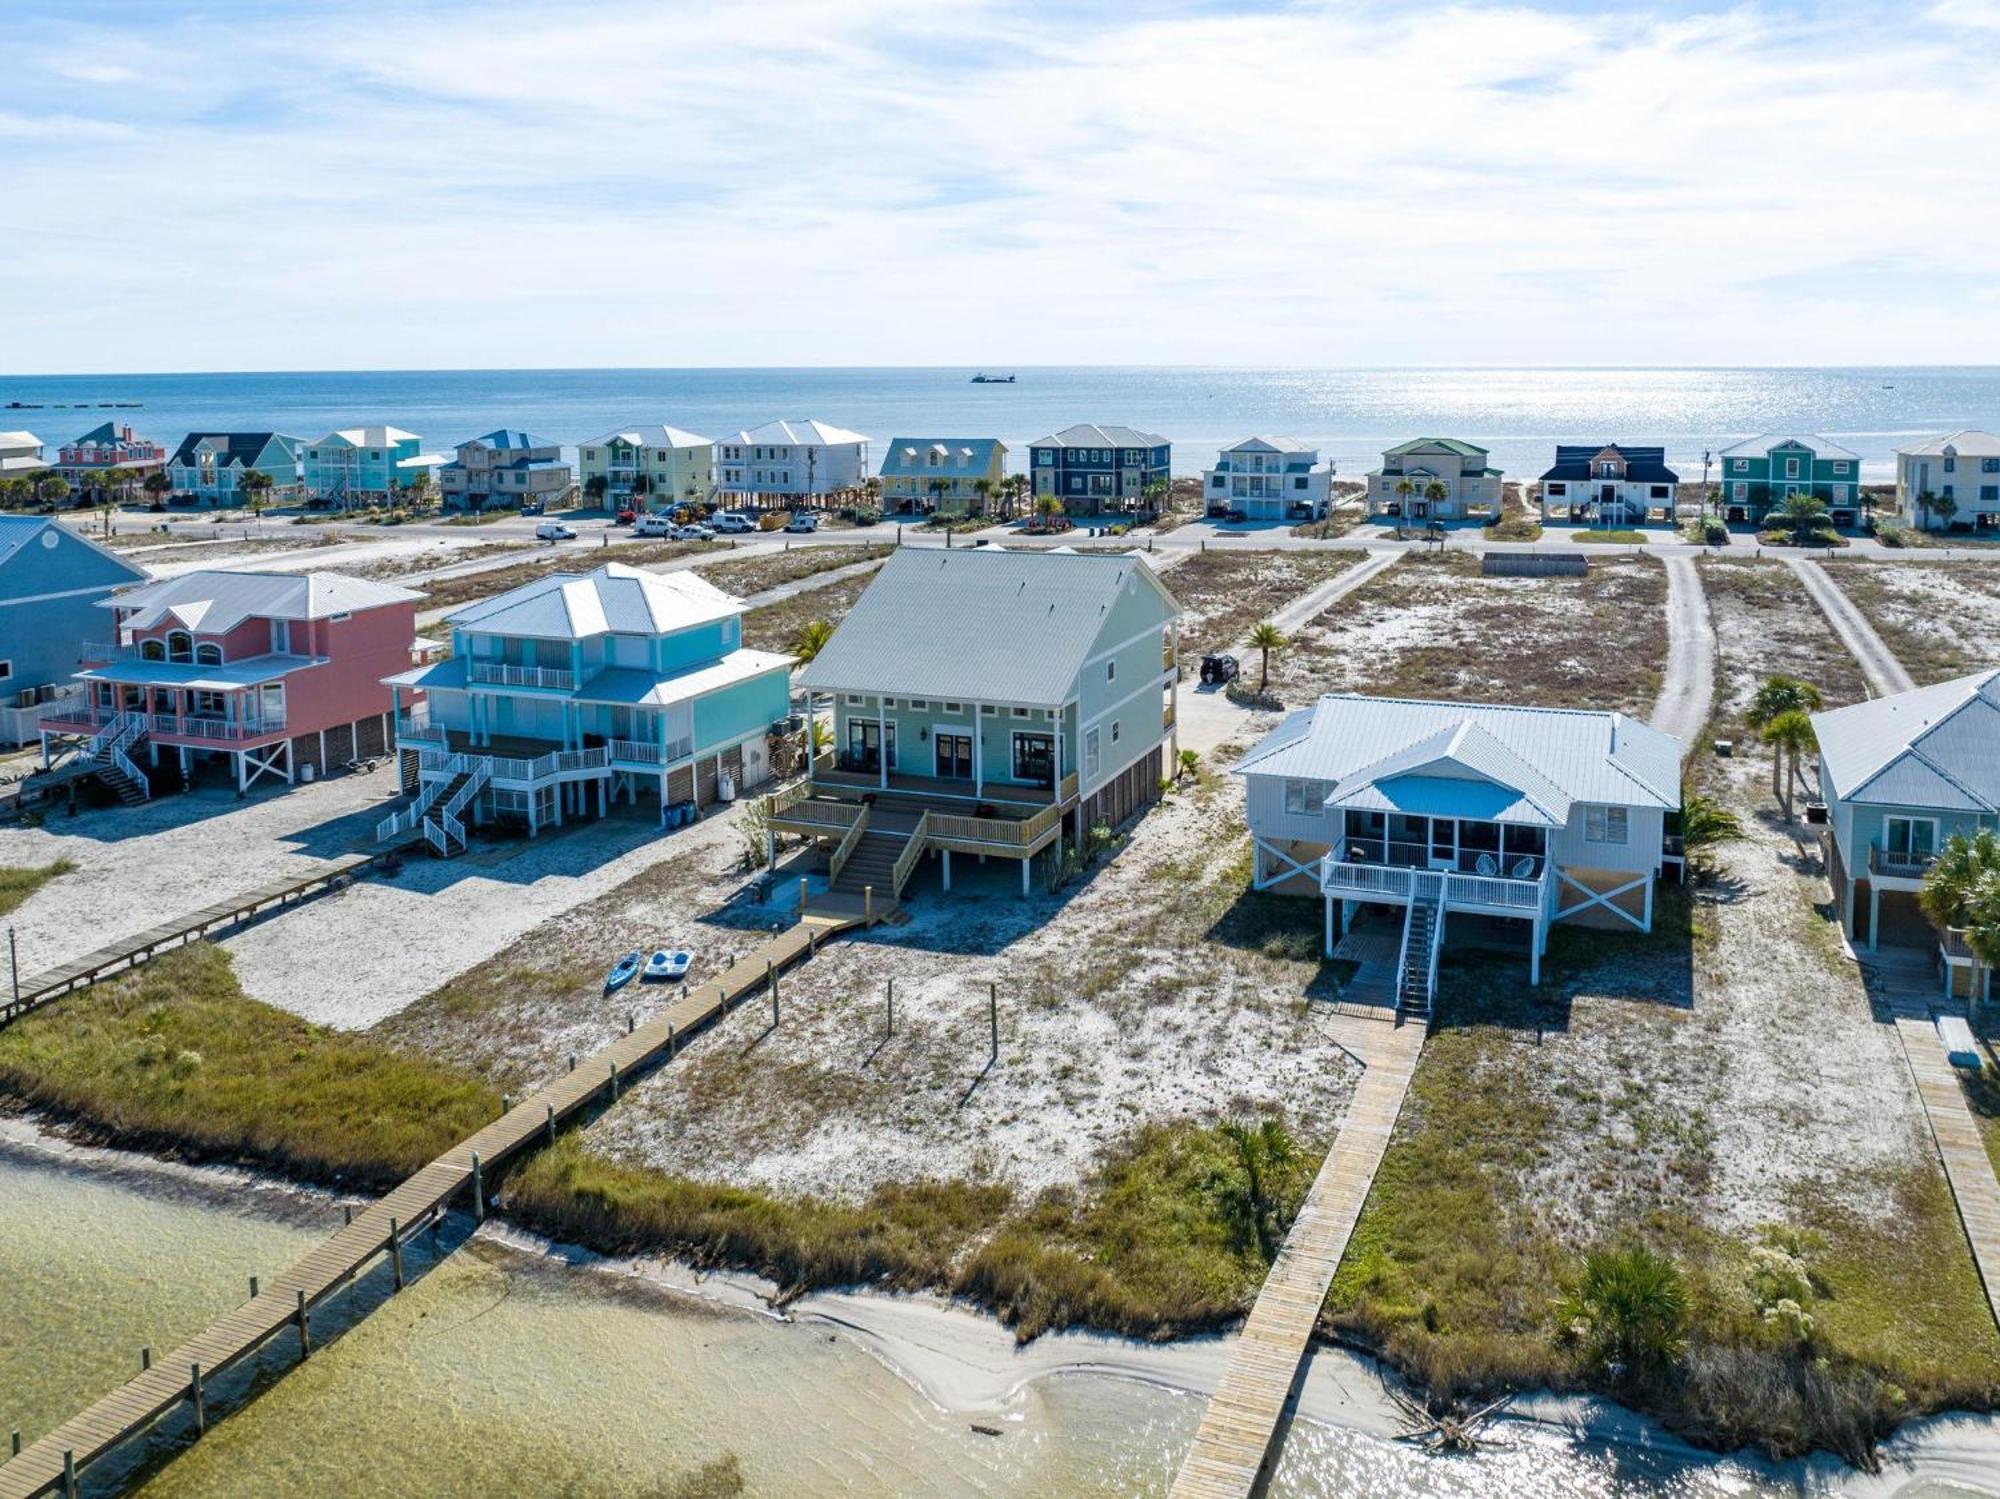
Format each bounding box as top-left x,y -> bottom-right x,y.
16,689 -> 38,710
37,683 -> 57,703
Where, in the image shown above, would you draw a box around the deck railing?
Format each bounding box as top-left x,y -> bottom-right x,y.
1058,769 -> 1079,803
466,660 -> 578,691
828,802 -> 872,886
161,714 -> 289,742
1869,845 -> 1937,880
1941,927 -> 1978,961
609,738 -> 665,764
1321,838 -> 1546,907
482,745 -> 609,783
396,714 -> 446,745
928,801 -> 1062,850
891,810 -> 931,896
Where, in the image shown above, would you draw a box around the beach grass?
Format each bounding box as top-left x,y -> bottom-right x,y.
0,858 -> 75,917
1570,528 -> 1652,544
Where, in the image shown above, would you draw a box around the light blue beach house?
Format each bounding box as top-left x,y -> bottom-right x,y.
1813,670 -> 2000,997
0,516 -> 148,746
382,562 -> 792,850
166,432 -> 305,507
302,426 -> 424,506
771,547 -> 1182,900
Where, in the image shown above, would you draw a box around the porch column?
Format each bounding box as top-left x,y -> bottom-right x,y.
179,745 -> 190,778
1324,895 -> 1334,957
529,794 -> 539,838
1053,719 -> 1063,799
1531,916 -> 1543,985
879,700 -> 888,789
942,849 -> 952,891
1642,874 -> 1654,933
973,705 -> 984,796
1868,884 -> 1880,952
1020,857 -> 1030,896
1842,872 -> 1856,938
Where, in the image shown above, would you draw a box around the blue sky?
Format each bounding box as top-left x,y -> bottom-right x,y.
6,0 -> 1999,371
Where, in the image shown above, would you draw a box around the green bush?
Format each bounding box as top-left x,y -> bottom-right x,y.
1554,1244 -> 1691,1376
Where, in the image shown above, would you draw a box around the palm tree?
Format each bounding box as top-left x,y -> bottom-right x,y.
1141,477 -> 1170,521
142,470 -> 172,508
1247,621 -> 1287,693
36,474 -> 69,509
1764,709 -> 1817,820
1915,488 -> 1936,532
1932,491 -> 1960,534
584,474 -> 609,506
1034,493 -> 1063,529
1746,675 -> 1822,804
1921,830 -> 2000,1011
971,477 -> 993,518
1394,477 -> 1415,523
239,467 -> 274,521
927,477 -> 948,517
1679,791 -> 1744,878
1778,491 -> 1825,544
1556,1245 -> 1689,1376
789,618 -> 835,664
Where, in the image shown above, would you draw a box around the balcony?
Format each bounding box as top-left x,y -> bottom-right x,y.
152,714 -> 289,743
1868,845 -> 1936,884
466,661 -> 578,691
1320,837 -> 1548,912
608,736 -> 695,766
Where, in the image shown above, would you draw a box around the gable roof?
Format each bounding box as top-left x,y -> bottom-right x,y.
1221,435 -> 1316,456
0,515 -> 149,596
69,421 -> 122,446
585,423 -> 713,450
461,430 -> 556,451
107,570 -> 419,633
1895,430 -> 2000,460
1718,433 -> 1861,462
796,547 -> 1180,707
0,431 -> 41,450
166,432 -> 298,469
445,562 -> 742,641
877,438 -> 1006,478
1028,423 -> 1169,450
314,426 -> 419,448
1812,669 -> 2000,811
1385,437 -> 1488,459
725,418 -> 868,448
1538,444 -> 1680,484
1233,694 -> 1679,824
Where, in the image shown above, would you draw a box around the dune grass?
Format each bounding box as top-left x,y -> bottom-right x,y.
0,943 -> 499,1187
694,542 -> 892,598
0,858 -> 74,917
1571,528 -> 1652,544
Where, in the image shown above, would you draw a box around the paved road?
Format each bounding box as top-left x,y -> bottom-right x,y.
1787,557 -> 1916,697
1651,555 -> 1717,748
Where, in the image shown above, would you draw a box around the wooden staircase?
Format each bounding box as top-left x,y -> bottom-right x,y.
82,711 -> 150,804
830,830 -> 909,900
1395,886 -> 1444,1022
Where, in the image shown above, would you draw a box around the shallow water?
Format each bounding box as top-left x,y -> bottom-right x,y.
4,1136 -> 1997,1498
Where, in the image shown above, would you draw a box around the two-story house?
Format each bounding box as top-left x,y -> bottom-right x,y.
439,430 -> 572,512
1895,431 -> 2000,533
1364,439 -> 1503,522
1717,434 -> 1862,527
1812,670 -> 2000,998
0,431 -> 46,478
1537,444 -> 1679,524
715,419 -> 869,505
166,433 -> 305,508
1235,694 -> 1679,1013
0,516 -> 148,747
1026,425 -> 1171,517
578,424 -> 714,509
302,426 -> 424,506
55,422 -> 167,492
40,570 -> 421,798
773,548 -> 1182,901
877,438 -> 1007,517
1203,437 -> 1333,521
381,563 -> 792,851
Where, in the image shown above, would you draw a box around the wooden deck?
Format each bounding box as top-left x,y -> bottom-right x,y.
0,905 -> 874,1499
1169,1021 -> 1425,1499
1,851 -> 403,1027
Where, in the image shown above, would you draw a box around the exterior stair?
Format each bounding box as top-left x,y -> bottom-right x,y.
830,832 -> 906,900
418,760 -> 490,858
81,711 -> 150,804
1395,885 -> 1445,1022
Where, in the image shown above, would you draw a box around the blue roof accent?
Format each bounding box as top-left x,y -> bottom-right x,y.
472,430 -> 556,450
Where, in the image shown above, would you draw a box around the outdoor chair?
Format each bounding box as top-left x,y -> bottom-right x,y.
1510,856 -> 1537,880
1474,852 -> 1498,877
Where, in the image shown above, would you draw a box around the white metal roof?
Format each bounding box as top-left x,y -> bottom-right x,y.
585,423 -> 714,450
385,646 -> 789,704
445,561 -> 742,641
1717,433 -> 1862,461
1812,669 -> 2000,811
1221,435 -> 1316,455
795,547 -> 1180,707
0,431 -> 40,450
1233,694 -> 1680,824
314,426 -> 419,447
1894,430 -> 2000,460
724,419 -> 868,448
107,570 -> 419,633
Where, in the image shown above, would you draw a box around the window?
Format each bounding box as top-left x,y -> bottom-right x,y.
1784,457 -> 1800,478
140,639 -> 166,661
194,643 -> 222,665
1944,455 -> 1957,473
981,704 -> 997,715
907,698 -> 927,710
1106,659 -> 1116,682
1293,476 -> 1307,490
1037,449 -> 1053,465
1585,806 -> 1629,844
1983,486 -> 1999,504
1211,474 -> 1226,489
1650,485 -> 1669,499
1983,458 -> 2000,474
1546,482 -> 1566,496
943,701 -> 962,713
1110,721 -> 1121,744
1885,816 -> 1938,860
0,659 -> 9,682
1013,706 -> 1029,717
1732,458 -> 1748,473
1943,484 -> 1956,500
1832,485 -> 1848,502
167,630 -> 193,664
845,693 -> 865,705
1084,726 -> 1101,778
1732,481 -> 1747,499
1282,779 -> 1324,815
1833,461 -> 1850,474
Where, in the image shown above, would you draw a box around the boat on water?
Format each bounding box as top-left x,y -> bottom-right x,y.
604,951 -> 642,993
969,373 -> 1016,384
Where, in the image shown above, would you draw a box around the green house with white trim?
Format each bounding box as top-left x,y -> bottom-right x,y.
1717,434 -> 1862,527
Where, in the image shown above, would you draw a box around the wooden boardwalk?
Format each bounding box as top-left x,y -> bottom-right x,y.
0,905 -> 869,1499
1894,1012 -> 2000,1328
1,852 -> 397,1026
1169,1020 -> 1425,1499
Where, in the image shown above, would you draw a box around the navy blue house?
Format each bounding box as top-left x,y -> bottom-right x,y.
1028,424 -> 1172,516
0,515 -> 148,746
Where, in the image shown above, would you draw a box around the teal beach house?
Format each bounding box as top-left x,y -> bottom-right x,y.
1717,433 -> 1862,527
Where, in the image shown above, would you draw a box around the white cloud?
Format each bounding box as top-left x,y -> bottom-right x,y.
2,0 -> 1997,370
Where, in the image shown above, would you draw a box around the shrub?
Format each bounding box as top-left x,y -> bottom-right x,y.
1554,1244 -> 1690,1376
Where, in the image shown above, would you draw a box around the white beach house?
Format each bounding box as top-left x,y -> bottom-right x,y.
1203,437 -> 1334,521
1236,694 -> 1679,1012
715,419 -> 869,505
1894,431 -> 2000,533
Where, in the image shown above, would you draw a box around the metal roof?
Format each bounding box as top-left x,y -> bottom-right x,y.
1895,430 -> 2000,459
585,423 -> 714,450
459,430 -> 557,451
313,426 -> 419,448
1384,437 -> 1488,458
1717,433 -> 1862,461
1538,444 -> 1680,484
108,570 -> 418,632
1027,423 -> 1169,450
0,515 -> 150,586
1219,435 -> 1317,455
445,562 -> 742,642
166,432 -> 300,469
1233,694 -> 1679,820
796,547 -> 1180,707
877,438 -> 1006,478
385,646 -> 789,705
725,419 -> 868,448
1812,669 -> 2000,810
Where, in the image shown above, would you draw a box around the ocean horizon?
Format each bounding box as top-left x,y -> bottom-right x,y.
9,364 -> 2000,483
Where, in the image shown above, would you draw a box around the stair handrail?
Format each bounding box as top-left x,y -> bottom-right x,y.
438,757 -> 491,826
108,737 -> 149,801
890,810 -> 930,897
1424,890 -> 1446,1011
827,800 -> 871,887
376,751 -> 469,841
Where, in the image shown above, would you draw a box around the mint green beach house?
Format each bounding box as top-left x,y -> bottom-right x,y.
302,426 -> 424,506
772,547 -> 1182,900
382,563 -> 792,850
1717,433 -> 1862,527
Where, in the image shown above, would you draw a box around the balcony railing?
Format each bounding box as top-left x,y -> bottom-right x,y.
482,745 -> 610,783
1320,837 -> 1547,909
162,715 -> 288,742
1869,846 -> 1937,880
396,715 -> 446,745
467,661 -> 578,691
1941,927 -> 1978,962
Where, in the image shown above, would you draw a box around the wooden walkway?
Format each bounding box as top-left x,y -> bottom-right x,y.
0,905 -> 870,1499
1169,1020 -> 1425,1499
1895,1015 -> 2000,1326
1,852 -> 398,1027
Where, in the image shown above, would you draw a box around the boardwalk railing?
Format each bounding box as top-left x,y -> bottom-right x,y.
891,810 -> 931,896
827,801 -> 872,887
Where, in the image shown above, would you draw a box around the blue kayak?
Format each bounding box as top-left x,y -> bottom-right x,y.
604,952 -> 642,994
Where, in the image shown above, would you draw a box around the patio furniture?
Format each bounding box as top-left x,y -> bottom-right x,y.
1510,856 -> 1537,880
1474,852 -> 1498,877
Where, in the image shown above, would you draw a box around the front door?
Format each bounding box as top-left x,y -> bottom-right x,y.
846,718 -> 895,772
1430,817 -> 1456,869
934,731 -> 972,779
1013,732 -> 1053,787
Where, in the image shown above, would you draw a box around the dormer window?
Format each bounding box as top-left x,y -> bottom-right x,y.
140,639 -> 166,662
167,630 -> 193,663
194,643 -> 222,666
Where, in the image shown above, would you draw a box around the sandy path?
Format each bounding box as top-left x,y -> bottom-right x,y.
1787,559 -> 1916,696
1650,554 -> 1716,747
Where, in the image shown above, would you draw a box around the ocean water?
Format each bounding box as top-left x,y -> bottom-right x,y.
6,366 -> 2000,483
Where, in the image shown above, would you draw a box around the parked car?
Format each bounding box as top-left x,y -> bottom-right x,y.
784,512 -> 820,534
521,498 -> 545,515
535,521 -> 577,541
1200,653 -> 1240,686
711,511 -> 757,533
632,512 -> 675,537
615,505 -> 637,525
1221,507 -> 1247,524
667,521 -> 715,541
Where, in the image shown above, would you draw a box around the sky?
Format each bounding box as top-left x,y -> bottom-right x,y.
6,0 -> 2000,372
